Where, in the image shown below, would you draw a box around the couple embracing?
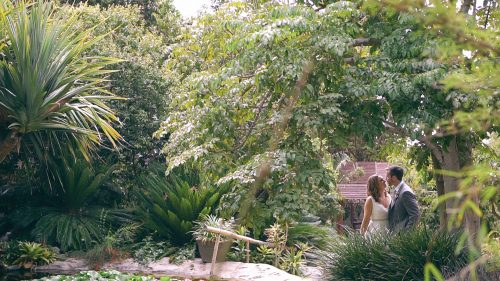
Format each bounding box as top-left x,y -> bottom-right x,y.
360,166 -> 420,236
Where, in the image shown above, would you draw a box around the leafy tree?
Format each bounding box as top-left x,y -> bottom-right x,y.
159,0 -> 498,239
59,0 -> 162,22
0,1 -> 122,163
158,1 -> 359,231
60,3 -> 175,187
348,0 -> 499,244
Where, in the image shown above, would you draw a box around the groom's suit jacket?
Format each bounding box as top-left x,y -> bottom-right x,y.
388,182 -> 420,233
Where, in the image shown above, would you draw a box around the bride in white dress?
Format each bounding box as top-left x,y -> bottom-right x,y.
360,175 -> 392,236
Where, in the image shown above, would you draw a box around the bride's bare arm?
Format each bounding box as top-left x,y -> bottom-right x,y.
360,197 -> 373,235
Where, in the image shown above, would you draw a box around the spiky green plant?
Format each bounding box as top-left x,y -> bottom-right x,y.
0,0 -> 122,163
136,173 -> 227,246
191,214 -> 234,243
13,242 -> 56,269
323,228 -> 468,281
287,223 -> 333,250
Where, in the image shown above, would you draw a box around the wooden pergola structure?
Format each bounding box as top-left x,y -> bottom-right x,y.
336,162 -> 389,231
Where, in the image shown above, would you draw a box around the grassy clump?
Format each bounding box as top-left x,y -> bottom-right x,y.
324,227 -> 468,281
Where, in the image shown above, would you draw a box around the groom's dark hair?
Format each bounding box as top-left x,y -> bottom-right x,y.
388,166 -> 404,181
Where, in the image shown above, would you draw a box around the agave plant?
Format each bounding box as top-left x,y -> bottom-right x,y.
136,171 -> 227,246
0,0 -> 122,163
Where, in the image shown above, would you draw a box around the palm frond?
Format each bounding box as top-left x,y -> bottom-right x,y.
0,0 -> 123,162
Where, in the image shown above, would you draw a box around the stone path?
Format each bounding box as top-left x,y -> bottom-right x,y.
35,258 -> 323,281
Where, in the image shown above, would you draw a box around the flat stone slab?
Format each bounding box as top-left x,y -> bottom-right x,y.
36,258 -> 323,281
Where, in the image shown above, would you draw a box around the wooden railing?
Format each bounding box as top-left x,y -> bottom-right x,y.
205,226 -> 273,275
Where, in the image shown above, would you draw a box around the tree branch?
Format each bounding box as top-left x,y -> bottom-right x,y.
232,93 -> 271,152
459,0 -> 474,15
350,38 -> 381,47
383,120 -> 444,164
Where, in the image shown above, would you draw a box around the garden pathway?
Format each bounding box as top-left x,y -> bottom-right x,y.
36,258 -> 323,281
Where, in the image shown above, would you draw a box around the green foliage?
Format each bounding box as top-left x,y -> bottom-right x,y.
287,223 -> 333,251
0,0 -> 122,163
264,222 -> 287,267
32,209 -> 107,252
280,243 -> 310,276
482,231 -> 500,273
0,241 -> 20,266
85,224 -> 141,269
258,222 -> 311,275
167,245 -> 195,265
8,156 -> 129,251
192,214 -> 234,243
1,241 -> 56,269
59,3 -> 174,191
324,228 -> 468,281
153,0 -> 183,41
133,236 -> 175,265
158,0 -> 354,229
227,226 -> 250,262
253,245 -> 274,264
316,193 -> 344,225
136,170 -> 227,245
33,270 -> 170,281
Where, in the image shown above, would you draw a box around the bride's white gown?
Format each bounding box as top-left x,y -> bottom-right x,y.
366,195 -> 391,235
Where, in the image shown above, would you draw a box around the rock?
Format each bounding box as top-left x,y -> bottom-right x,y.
35,258 -> 89,274
36,257 -> 323,281
0,232 -> 11,242
102,258 -> 150,273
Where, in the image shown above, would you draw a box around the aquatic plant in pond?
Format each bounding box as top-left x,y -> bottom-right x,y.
33,271 -> 173,281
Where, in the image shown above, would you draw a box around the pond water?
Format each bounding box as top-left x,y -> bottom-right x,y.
0,271 -> 51,281
0,270 -> 210,281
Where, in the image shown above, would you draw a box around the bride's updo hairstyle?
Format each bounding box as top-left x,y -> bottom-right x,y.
367,175 -> 381,203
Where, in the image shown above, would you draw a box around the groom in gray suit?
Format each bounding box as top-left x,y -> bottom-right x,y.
386,166 -> 420,233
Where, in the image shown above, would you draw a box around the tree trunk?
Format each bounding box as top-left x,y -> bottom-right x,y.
0,130 -> 20,163
440,136 -> 461,217
459,136 -> 481,250
460,0 -> 474,14
431,153 -> 447,229
435,136 -> 481,249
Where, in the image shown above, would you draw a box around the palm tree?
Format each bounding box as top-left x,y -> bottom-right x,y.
0,1 -> 122,163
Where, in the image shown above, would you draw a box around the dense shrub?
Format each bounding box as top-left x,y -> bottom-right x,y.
8,157 -> 130,251
324,228 -> 468,281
